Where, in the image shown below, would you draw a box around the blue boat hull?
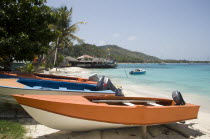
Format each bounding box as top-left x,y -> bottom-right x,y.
129,71 -> 146,75
17,78 -> 97,91
0,74 -> 98,91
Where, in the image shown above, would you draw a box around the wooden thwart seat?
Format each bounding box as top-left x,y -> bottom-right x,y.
147,102 -> 163,106
92,99 -> 158,103
92,99 -> 163,106
123,102 -> 135,106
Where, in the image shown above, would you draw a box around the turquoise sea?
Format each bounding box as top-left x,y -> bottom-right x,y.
87,63 -> 210,113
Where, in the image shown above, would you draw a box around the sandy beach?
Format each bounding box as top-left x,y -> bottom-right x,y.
9,67 -> 210,138
2,0 -> 210,138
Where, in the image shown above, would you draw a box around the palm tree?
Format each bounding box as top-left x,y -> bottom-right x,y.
36,6 -> 86,69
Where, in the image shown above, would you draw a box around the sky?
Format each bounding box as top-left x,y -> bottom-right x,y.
46,0 -> 210,61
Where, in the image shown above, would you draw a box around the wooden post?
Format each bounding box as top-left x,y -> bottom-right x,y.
142,126 -> 147,139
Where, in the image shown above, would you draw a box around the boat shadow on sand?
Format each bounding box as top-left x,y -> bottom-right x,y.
22,119 -> 205,139
0,103 -> 31,119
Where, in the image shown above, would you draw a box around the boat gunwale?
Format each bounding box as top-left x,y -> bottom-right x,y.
0,85 -> 114,94
0,72 -> 97,84
34,73 -> 88,81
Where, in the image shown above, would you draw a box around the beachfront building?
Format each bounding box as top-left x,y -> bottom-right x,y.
64,55 -> 117,68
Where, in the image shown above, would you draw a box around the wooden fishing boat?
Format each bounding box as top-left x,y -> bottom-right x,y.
0,79 -> 115,103
129,69 -> 146,75
12,94 -> 199,131
0,72 -> 97,84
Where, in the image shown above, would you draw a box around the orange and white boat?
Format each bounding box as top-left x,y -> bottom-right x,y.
0,72 -> 97,84
12,94 -> 199,131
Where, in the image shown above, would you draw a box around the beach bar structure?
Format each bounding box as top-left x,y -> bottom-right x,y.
64,55 -> 117,68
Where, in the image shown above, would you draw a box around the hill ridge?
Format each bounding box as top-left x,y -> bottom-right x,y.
68,44 -> 161,63
100,45 -> 160,63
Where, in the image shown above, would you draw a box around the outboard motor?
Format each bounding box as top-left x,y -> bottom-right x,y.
88,73 -> 99,82
115,88 -> 123,97
97,76 -> 124,96
172,91 -> 186,105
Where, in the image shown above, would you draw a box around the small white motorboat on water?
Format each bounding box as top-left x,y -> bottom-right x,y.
129,69 -> 146,75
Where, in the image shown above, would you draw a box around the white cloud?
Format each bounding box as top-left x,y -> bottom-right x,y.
127,36 -> 137,41
113,33 -> 120,38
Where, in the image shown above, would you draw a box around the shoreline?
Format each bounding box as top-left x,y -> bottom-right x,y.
48,67 -> 210,113
118,62 -> 210,64
18,67 -> 210,138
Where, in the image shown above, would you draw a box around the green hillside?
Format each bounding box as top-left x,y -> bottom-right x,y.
66,44 -> 161,63
66,44 -> 107,58
100,45 -> 161,63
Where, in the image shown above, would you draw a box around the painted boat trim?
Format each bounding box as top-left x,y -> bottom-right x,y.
0,72 -> 97,84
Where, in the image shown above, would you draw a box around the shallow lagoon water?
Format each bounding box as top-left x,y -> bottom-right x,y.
86,63 -> 210,112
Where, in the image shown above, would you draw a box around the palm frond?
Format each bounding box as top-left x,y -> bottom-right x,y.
68,34 -> 85,44
66,22 -> 87,33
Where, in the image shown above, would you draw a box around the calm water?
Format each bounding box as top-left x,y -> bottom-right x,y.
87,63 -> 210,112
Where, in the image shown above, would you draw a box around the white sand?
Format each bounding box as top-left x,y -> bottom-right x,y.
21,67 -> 210,139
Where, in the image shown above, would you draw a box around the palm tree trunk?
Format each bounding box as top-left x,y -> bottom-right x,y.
54,47 -> 58,71
34,47 -> 56,71
35,36 -> 63,71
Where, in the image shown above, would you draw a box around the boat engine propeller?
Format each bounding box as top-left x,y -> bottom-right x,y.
172,91 -> 186,105
97,76 -> 124,96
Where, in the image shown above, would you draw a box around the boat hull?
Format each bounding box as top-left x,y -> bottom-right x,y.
129,71 -> 146,75
13,95 -> 200,131
22,105 -> 132,131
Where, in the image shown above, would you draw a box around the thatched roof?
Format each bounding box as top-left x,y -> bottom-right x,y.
77,55 -> 94,60
92,58 -> 106,62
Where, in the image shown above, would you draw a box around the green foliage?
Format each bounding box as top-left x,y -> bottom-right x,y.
0,120 -> 26,139
70,44 -> 107,58
39,6 -> 86,68
44,61 -> 54,70
0,0 -> 57,69
67,44 -> 161,63
55,53 -> 64,67
163,59 -> 210,63
101,45 -> 161,63
51,6 -> 86,45
51,6 -> 86,51
26,63 -> 35,73
15,62 -> 35,73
